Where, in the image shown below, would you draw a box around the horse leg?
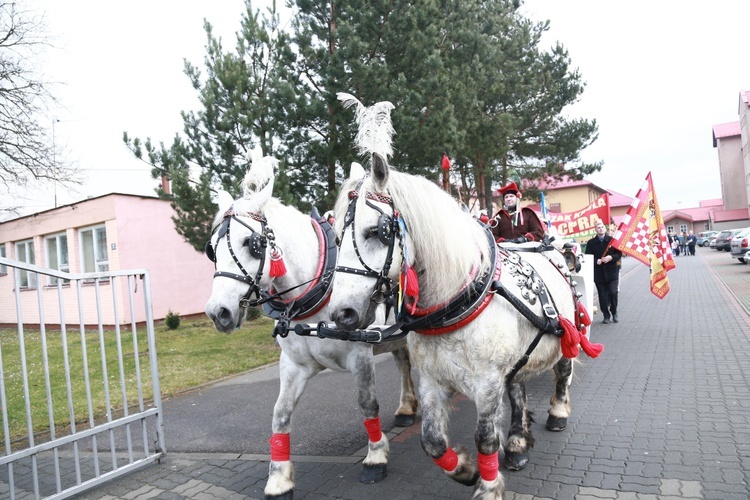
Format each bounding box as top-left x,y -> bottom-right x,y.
472,385 -> 506,499
419,380 -> 479,487
351,352 -> 389,484
390,346 -> 418,427
265,354 -> 317,500
546,357 -> 573,431
503,380 -> 534,471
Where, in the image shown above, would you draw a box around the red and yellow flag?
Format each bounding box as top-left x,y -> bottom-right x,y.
610,173 -> 675,298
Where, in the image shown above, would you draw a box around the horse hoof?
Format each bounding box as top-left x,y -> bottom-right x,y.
393,414 -> 416,427
264,491 -> 294,500
360,463 -> 387,483
504,451 -> 529,471
546,415 -> 567,431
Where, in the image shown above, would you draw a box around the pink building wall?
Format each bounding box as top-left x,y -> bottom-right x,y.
0,194 -> 215,326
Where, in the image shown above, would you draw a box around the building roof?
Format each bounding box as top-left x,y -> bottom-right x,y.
0,192 -> 161,225
662,206 -> 714,223
740,90 -> 750,110
534,175 -> 607,193
712,121 -> 741,147
712,207 -> 750,223
605,189 -> 633,208
699,198 -> 723,208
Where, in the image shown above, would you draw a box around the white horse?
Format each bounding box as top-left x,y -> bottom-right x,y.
204,149 -> 418,500
329,98 -> 600,499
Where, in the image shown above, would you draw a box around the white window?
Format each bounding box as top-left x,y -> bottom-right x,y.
0,244 -> 6,275
680,224 -> 687,233
79,225 -> 109,277
45,233 -> 69,285
15,239 -> 37,288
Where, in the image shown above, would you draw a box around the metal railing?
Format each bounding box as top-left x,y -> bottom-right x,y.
0,257 -> 166,499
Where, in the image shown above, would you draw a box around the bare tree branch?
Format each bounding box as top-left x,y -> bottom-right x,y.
0,2 -> 81,216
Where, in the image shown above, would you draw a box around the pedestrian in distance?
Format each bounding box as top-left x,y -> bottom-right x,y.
585,220 -> 622,324
686,230 -> 697,256
680,231 -> 688,256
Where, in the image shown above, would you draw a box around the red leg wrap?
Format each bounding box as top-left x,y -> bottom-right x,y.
477,451 -> 499,481
433,447 -> 459,472
269,433 -> 291,462
363,416 -> 382,442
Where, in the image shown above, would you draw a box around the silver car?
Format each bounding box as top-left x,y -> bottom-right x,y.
729,227 -> 750,260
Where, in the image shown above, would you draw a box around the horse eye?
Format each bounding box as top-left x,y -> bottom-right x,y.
335,236 -> 341,246
364,227 -> 379,240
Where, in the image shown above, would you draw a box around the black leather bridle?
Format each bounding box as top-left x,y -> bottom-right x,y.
205,208 -> 269,308
335,181 -> 401,317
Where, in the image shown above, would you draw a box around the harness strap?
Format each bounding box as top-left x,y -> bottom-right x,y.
262,213 -> 336,321
493,253 -> 571,385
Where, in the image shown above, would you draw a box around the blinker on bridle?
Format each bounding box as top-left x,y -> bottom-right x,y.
205,208 -> 272,307
336,181 -> 401,311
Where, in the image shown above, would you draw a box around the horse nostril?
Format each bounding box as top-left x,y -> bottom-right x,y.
206,305 -> 236,333
217,307 -> 232,323
332,308 -> 360,331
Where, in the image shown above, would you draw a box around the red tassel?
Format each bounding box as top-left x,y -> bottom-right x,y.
404,266 -> 419,297
442,154 -> 450,171
576,301 -> 591,327
269,249 -> 287,278
559,316 -> 580,359
579,334 -> 604,358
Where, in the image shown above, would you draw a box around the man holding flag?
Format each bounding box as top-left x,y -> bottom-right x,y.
586,220 -> 623,324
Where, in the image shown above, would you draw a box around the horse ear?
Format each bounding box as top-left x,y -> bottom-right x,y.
243,147 -> 276,200
371,153 -> 389,191
217,190 -> 234,213
349,162 -> 366,180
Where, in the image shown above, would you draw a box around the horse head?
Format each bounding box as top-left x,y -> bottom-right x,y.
205,147 -> 316,333
329,155 -> 408,330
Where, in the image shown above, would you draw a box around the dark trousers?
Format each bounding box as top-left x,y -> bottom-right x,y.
595,279 -> 619,318
688,244 -> 696,256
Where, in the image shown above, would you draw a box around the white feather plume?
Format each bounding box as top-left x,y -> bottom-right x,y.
337,92 -> 395,162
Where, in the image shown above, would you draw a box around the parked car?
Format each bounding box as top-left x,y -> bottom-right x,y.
740,250 -> 750,264
710,237 -> 717,248
715,228 -> 744,252
729,227 -> 750,260
697,230 -> 719,247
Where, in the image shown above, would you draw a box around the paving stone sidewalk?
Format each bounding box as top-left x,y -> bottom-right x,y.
48,248 -> 750,498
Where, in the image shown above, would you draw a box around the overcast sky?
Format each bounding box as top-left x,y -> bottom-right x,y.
9,0 -> 750,219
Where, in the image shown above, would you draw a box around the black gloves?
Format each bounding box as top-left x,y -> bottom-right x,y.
510,236 -> 527,244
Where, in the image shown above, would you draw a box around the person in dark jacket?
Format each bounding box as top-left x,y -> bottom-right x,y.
490,181 -> 545,243
686,230 -> 698,256
585,220 -> 623,324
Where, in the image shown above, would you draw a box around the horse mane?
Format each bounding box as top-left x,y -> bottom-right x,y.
361,169 -> 491,306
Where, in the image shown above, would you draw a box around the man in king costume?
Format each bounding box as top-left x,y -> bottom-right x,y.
490,181 -> 545,243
